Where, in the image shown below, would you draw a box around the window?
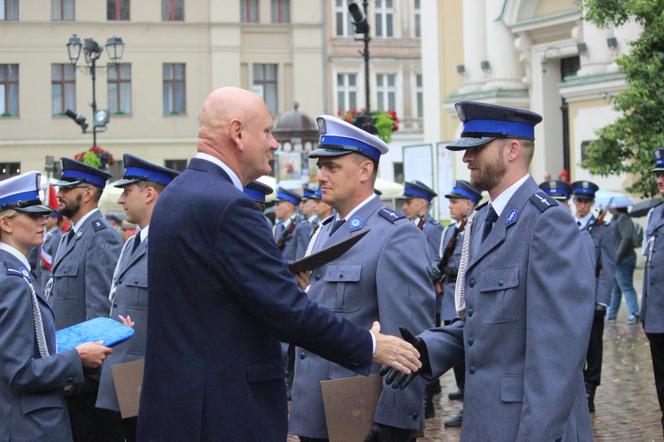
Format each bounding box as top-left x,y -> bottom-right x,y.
376,73 -> 396,112
393,162 -> 404,183
162,0 -> 183,21
374,0 -> 394,38
0,0 -> 18,20
51,64 -> 76,116
108,63 -> 131,114
163,63 -> 186,115
107,0 -> 129,20
164,159 -> 188,172
0,163 -> 20,180
335,0 -> 353,37
415,73 -> 423,118
336,73 -> 358,113
240,0 -> 258,23
52,0 -> 74,20
253,64 -> 277,115
414,0 -> 421,38
0,64 -> 19,116
271,0 -> 289,23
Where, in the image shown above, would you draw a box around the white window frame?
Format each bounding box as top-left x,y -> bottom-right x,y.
413,72 -> 423,119
375,72 -> 398,112
334,0 -> 353,37
413,0 -> 421,39
374,0 -> 395,38
335,72 -> 360,114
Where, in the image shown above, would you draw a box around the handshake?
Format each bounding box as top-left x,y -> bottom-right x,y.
370,323 -> 430,389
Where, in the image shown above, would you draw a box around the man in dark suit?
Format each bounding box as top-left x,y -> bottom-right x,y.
137,87 -> 422,442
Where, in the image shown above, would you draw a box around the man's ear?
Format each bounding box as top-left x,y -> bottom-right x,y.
505,139 -> 521,162
358,159 -> 374,184
229,118 -> 243,150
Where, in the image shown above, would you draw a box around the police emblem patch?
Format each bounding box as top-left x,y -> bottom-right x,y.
506,208 -> 519,226
349,216 -> 365,231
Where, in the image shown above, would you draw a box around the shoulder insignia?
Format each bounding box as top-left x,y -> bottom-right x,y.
6,267 -> 29,278
321,215 -> 335,225
378,208 -> 405,223
529,191 -> 558,212
92,220 -> 107,232
505,208 -> 519,226
475,201 -> 489,212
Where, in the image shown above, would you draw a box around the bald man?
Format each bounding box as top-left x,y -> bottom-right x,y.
137,88 -> 422,442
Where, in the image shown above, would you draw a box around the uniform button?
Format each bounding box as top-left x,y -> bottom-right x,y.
468,339 -> 474,346
467,308 -> 473,317
411,413 -> 418,421
67,377 -> 73,384
315,274 -> 321,281
113,303 -> 117,308
469,366 -> 476,374
555,438 -> 562,442
300,353 -> 306,360
469,278 -> 476,288
339,274 -> 344,279
498,278 -> 504,286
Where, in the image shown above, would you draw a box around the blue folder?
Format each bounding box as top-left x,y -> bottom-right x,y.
56,317 -> 135,353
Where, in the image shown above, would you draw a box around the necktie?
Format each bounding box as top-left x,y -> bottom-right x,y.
131,232 -> 141,255
577,220 -> 582,229
66,229 -> 75,245
481,206 -> 498,243
330,219 -> 345,235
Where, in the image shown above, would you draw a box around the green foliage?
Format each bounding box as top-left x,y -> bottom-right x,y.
81,151 -> 102,168
581,0 -> 664,197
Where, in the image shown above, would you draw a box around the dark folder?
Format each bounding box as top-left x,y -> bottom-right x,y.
288,229 -> 370,274
56,317 -> 135,353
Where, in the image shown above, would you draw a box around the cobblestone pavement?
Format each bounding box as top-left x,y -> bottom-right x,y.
289,269 -> 663,441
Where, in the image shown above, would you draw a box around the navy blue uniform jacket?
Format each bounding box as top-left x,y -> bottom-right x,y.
137,158 -> 373,442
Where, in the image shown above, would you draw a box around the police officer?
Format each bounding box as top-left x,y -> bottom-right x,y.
641,147 -> 664,431
384,101 -> 595,440
289,115 -> 435,441
48,157 -> 123,442
35,209 -> 63,288
431,179 -> 481,426
571,180 -> 616,413
273,187 -> 311,261
301,184 -> 321,234
0,171 -> 112,442
402,180 -> 444,263
244,180 -> 274,226
95,155 -> 179,441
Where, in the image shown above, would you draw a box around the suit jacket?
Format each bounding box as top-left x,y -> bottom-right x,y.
36,228 -> 63,289
48,210 -> 122,330
582,217 -> 616,306
0,250 -> 84,442
96,234 -> 148,411
137,158 -> 373,442
421,214 -> 443,263
289,197 -> 435,438
642,204 -> 664,333
420,177 -> 595,441
440,224 -> 464,322
274,216 -> 312,261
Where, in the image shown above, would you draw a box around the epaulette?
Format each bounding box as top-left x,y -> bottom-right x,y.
321,215 -> 335,225
529,191 -> 558,212
6,267 -> 29,278
92,219 -> 107,232
475,201 -> 489,212
378,208 -> 405,223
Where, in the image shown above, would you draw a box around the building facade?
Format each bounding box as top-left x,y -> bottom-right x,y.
0,0 -> 326,178
421,0 -> 642,212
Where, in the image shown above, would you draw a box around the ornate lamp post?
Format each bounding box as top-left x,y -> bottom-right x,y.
64,34 -> 125,147
349,0 -> 370,111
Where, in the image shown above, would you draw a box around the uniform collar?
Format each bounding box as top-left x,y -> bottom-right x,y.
195,152 -> 243,191
575,212 -> 593,229
489,174 -> 530,217
0,242 -> 30,271
72,208 -> 100,233
336,193 -> 377,222
137,224 -> 149,242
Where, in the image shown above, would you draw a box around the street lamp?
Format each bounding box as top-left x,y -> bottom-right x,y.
64,34 -> 125,147
348,1 -> 371,111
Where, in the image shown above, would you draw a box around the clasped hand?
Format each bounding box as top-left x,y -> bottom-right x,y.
379,326 -> 430,389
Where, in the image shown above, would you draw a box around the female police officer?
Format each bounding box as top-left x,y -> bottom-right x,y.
0,171 -> 111,442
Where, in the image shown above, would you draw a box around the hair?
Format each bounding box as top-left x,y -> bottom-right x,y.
136,180 -> 166,194
520,139 -> 535,164
92,186 -> 104,202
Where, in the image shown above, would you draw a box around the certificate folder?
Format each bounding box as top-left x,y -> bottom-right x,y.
56,317 -> 135,353
288,229 -> 370,274
320,374 -> 383,442
111,358 -> 144,418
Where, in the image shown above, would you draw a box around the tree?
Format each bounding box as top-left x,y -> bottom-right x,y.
582,0 -> 664,197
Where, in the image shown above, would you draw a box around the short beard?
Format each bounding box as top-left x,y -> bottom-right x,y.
60,192 -> 82,219
470,147 -> 507,192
